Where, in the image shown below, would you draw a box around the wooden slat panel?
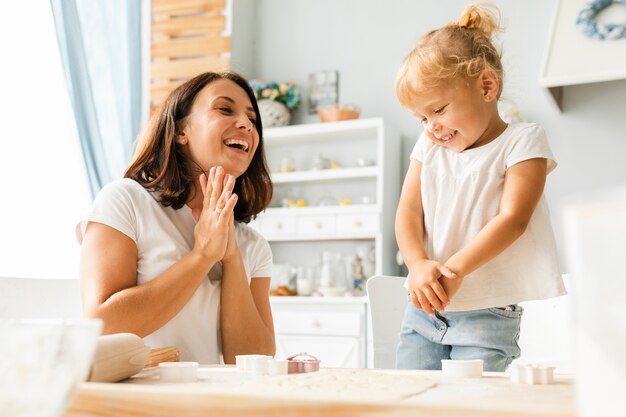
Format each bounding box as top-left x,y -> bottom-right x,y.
150,81 -> 185,104
150,0 -> 229,110
152,0 -> 225,17
151,56 -> 230,81
152,37 -> 230,59
152,14 -> 225,37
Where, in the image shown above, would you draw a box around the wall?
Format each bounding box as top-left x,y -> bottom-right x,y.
229,0 -> 257,80
232,0 -> 626,269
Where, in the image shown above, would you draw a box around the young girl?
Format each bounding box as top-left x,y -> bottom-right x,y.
394,4 -> 565,371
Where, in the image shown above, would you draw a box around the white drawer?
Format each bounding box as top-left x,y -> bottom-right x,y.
262,216 -> 296,235
297,215 -> 336,235
273,310 -> 363,337
336,213 -> 379,234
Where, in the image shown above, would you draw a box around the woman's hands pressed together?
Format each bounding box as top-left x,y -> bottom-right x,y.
407,260 -> 457,315
191,166 -> 238,265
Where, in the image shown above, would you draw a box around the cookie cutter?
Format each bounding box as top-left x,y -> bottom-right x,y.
286,352 -> 321,374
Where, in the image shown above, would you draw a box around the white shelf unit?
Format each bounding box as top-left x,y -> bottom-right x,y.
252,117 -> 402,277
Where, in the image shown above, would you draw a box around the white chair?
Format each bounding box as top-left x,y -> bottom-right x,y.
0,277 -> 83,319
366,275 -> 408,369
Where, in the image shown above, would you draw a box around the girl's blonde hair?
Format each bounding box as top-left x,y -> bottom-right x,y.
396,3 -> 503,109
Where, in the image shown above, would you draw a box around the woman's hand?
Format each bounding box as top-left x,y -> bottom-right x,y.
209,166 -> 240,263
221,211 -> 240,265
407,260 -> 456,315
191,166 -> 238,265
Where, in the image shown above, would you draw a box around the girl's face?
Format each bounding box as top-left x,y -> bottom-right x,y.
410,75 -> 504,152
179,79 -> 259,178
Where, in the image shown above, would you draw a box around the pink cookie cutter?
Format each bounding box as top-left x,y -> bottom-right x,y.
286,352 -> 321,374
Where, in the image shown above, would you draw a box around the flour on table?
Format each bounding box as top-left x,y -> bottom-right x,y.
234,369 -> 436,402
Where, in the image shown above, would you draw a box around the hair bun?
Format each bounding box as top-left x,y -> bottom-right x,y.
458,11 -> 481,29
455,3 -> 501,38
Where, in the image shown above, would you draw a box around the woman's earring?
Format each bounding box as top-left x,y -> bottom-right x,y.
181,138 -> 187,144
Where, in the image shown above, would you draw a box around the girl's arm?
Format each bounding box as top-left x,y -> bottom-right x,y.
396,160 -> 428,267
444,158 -> 548,289
396,160 -> 455,314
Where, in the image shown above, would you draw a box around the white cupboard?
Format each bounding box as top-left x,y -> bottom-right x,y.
255,118 -> 402,368
270,297 -> 368,368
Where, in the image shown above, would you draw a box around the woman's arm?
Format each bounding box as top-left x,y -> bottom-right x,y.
220,250 -> 275,364
444,158 -> 548,284
81,169 -> 235,337
80,222 -> 218,337
396,160 -> 455,314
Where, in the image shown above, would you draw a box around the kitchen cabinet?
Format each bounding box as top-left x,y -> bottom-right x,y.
270,296 -> 368,368
539,0 -> 626,111
254,118 -> 400,368
254,118 -> 401,368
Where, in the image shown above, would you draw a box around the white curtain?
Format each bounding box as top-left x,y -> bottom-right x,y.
50,0 -> 143,198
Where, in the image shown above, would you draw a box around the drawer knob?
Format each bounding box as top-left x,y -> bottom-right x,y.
311,319 -> 321,328
315,222 -> 322,229
275,223 -> 283,230
354,220 -> 362,227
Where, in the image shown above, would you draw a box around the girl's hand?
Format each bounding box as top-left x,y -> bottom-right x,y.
191,167 -> 237,265
407,260 -> 456,315
440,272 -> 464,301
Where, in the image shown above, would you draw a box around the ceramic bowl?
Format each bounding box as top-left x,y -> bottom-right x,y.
318,104 -> 360,122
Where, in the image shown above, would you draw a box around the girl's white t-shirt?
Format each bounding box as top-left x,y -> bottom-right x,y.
409,122 -> 566,311
76,178 -> 273,362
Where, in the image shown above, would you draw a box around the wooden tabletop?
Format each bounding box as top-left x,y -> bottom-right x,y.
64,366 -> 575,417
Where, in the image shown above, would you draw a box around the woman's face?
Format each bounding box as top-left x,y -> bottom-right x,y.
180,78 -> 259,178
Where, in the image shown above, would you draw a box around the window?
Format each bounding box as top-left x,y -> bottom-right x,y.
0,3 -> 91,279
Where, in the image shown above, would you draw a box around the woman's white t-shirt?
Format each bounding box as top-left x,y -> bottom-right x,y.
409,122 -> 566,311
76,178 -> 273,362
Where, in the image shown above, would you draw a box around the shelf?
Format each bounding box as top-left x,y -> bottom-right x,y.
263,204 -> 379,215
540,0 -> 626,111
265,232 -> 378,242
271,166 -> 378,184
264,117 -> 382,145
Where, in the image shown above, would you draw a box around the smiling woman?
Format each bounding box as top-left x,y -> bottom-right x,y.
77,72 -> 276,364
0,3 -> 90,279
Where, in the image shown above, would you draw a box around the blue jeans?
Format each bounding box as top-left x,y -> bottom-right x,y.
396,303 -> 523,371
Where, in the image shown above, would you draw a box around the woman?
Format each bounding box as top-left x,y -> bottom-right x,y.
77,72 -> 275,364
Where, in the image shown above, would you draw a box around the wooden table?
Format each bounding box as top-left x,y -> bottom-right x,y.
65,366 -> 575,417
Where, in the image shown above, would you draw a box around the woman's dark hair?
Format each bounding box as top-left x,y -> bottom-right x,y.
124,72 -> 272,223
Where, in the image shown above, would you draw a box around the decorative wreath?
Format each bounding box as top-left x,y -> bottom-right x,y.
576,0 -> 626,40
